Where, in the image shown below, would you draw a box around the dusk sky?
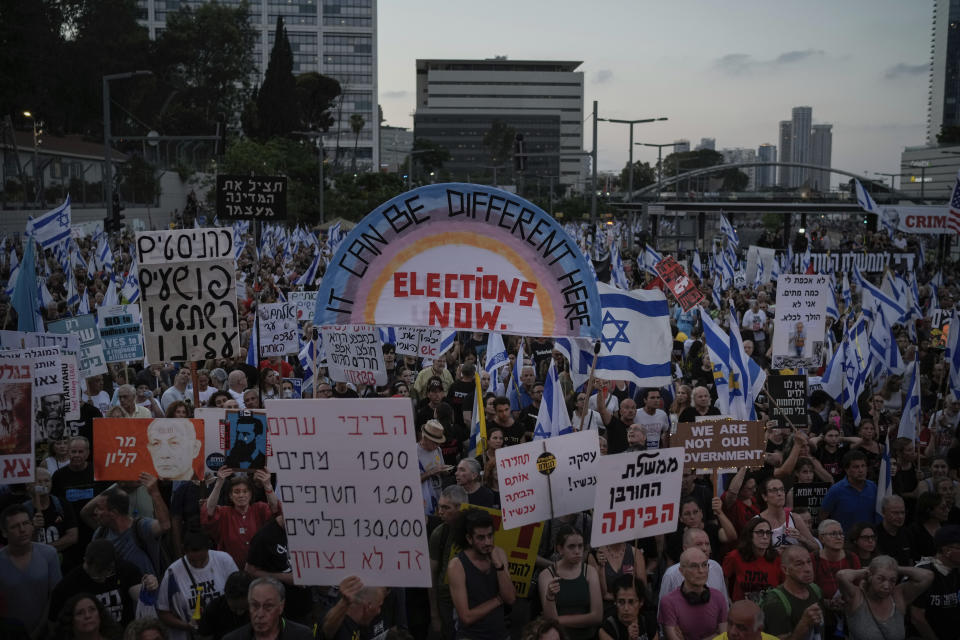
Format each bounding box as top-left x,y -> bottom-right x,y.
378,0 -> 931,188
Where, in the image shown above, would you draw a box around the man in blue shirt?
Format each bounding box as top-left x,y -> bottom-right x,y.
820,450 -> 878,531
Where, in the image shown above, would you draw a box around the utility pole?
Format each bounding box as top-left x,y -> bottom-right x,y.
591,100 -> 598,225
103,71 -> 152,226
637,142 -> 680,200
597,116 -> 668,201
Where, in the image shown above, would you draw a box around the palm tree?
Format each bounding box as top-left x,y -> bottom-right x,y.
350,114 -> 365,172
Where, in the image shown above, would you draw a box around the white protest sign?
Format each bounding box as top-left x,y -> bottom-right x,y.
136,228 -> 239,362
266,398 -> 429,587
393,327 -> 450,359
288,291 -> 318,323
496,430 -> 601,530
590,447 -> 684,546
258,303 -> 298,357
321,325 -> 387,386
745,245 -> 777,285
0,347 -> 69,445
47,315 -> 108,378
0,359 -> 33,484
0,332 -> 80,419
772,274 -> 829,369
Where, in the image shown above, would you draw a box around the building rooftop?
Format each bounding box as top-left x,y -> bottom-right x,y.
416,58 -> 583,73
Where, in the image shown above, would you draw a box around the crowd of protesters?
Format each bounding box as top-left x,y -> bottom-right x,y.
0,217 -> 957,640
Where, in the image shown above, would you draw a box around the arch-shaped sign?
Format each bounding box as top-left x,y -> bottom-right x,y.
313,183 -> 601,338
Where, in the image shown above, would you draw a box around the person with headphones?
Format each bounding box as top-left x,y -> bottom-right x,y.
658,547 -> 728,640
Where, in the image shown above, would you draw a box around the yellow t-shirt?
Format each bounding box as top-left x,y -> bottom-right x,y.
712,633 -> 779,640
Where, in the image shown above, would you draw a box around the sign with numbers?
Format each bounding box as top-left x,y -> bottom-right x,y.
266,398 -> 429,587
590,447 -> 684,546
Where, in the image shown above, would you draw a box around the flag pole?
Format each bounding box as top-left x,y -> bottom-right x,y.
312,327 -> 319,399
578,341 -> 602,431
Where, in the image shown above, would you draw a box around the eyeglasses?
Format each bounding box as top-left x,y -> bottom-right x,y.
753,529 -> 772,536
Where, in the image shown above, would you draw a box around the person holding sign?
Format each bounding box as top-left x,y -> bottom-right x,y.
447,509 -> 516,640
538,525 -> 603,640
202,468 -> 280,570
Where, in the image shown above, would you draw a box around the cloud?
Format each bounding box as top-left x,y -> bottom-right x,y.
382,90 -> 408,99
884,63 -> 927,79
713,49 -> 827,75
592,69 -> 614,84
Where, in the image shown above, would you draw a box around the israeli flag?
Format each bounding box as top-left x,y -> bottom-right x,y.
826,283 -> 839,321
753,257 -> 765,288
103,276 -> 120,307
327,221 -> 343,252
508,337 -> 529,411
867,311 -> 904,381
378,327 -> 397,345
842,272 -> 852,309
821,339 -> 846,404
719,212 -> 739,247
639,244 -> 662,276
855,266 -> 904,327
27,195 -> 72,249
97,236 -> 114,274
711,278 -> 724,311
770,253 -> 781,282
800,243 -> 812,273
246,325 -> 258,365
691,249 -> 702,279
533,360 -> 573,440
844,317 -> 869,425
610,243 -> 630,290
5,254 -> 20,297
65,273 -> 79,310
295,251 -> 321,288
898,355 -> 920,442
39,279 -> 55,309
121,271 -> 140,304
945,308 -> 960,401
728,308 -> 766,420
785,244 -> 794,274
436,330 -> 457,357
699,307 -> 731,416
484,331 -> 509,396
78,289 -> 90,315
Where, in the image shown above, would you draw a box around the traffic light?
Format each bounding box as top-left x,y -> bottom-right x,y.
513,133 -> 527,172
105,192 -> 125,233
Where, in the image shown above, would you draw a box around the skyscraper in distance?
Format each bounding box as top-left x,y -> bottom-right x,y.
757,143 -> 777,189
810,124 -> 833,192
790,106 -> 812,187
778,121 -> 792,188
927,0 -> 960,144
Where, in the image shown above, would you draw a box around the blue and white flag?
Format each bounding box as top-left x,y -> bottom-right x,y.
876,432 -> 893,520
554,284 -> 673,391
728,308 -> 766,420
753,258 -> 764,288
842,272 -> 852,310
821,340 -> 846,404
97,236 -> 114,274
854,266 -> 904,327
246,325 -> 258,366
508,338 -> 529,411
867,311 -> 904,381
27,195 -> 72,249
327,221 -> 343,252
898,355 -> 920,442
436,330 -> 457,358
533,360 -> 573,440
800,243 -> 812,273
121,270 -> 140,304
699,307 -> 731,416
610,243 -> 630,290
65,274 -> 79,310
855,179 -> 879,214
39,279 -> 55,309
691,249 -> 702,279
945,308 -> 960,401
378,327 -> 397,345
295,251 -> 321,288
484,331 -> 509,396
826,281 -> 840,321
770,253 -> 781,282
719,212 -> 739,247
639,244 -> 662,276
785,244 -> 794,274
845,316 -> 869,425
103,276 -> 120,307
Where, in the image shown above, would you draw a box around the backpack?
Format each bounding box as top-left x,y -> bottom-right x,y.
765,583 -> 823,619
95,516 -> 172,575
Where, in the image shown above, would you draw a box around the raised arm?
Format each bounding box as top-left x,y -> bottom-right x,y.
206,466 -> 232,517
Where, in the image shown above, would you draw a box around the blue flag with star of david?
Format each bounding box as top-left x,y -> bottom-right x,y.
554,282 -> 672,390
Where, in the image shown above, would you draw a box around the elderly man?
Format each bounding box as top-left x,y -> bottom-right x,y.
227,370 -> 248,408
223,577 -> 314,640
658,547 -> 728,640
761,545 -> 825,640
659,527 -> 730,612
417,420 -> 449,516
429,486 -> 469,638
146,418 -> 202,481
117,384 -> 152,418
413,357 -> 454,401
712,600 -> 779,640
679,386 -> 722,423
598,392 -> 638,455
455,458 -> 498,509
876,494 -> 913,566
319,575 -> 389,640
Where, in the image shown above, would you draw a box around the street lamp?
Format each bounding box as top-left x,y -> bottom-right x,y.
873,171 -> 901,190
637,142 -> 681,198
22,111 -> 41,204
103,70 -> 152,226
597,117 -> 667,201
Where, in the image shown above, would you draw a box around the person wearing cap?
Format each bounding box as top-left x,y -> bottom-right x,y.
412,357 -> 454,402
417,420 -> 449,516
912,524 -> 960,640
49,538 -> 150,627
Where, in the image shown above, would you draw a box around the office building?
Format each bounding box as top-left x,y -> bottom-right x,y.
380,125 -> 413,172
809,124 -> 833,192
927,0 -> 960,144
790,106 -> 812,187
756,143 -> 777,189
720,147 -> 757,190
413,58 -> 585,190
778,121 -> 792,188
673,139 -> 691,153
696,137 -> 715,151
136,0 -> 379,171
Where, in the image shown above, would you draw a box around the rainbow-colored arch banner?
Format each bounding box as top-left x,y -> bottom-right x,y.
313,184 -> 602,338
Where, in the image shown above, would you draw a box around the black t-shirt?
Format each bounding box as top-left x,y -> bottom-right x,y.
171,481 -> 203,534
24,496 -> 77,547
518,402 -> 540,433
875,525 -> 913,566
914,560 -> 960,640
446,380 -> 474,428
605,416 -> 630,455
51,464 -> 110,566
530,339 -> 554,373
198,595 -> 249,640
600,612 -> 658,640
49,560 -> 142,625
331,387 -> 359,398
814,443 -> 849,482
467,486 -> 500,510
677,406 -> 721,423
245,519 -> 312,619
500,421 -> 528,447
63,403 -> 100,448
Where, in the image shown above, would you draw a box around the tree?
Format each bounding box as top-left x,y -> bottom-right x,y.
409,138 -> 450,174
250,16 -> 299,139
483,120 -> 516,167
349,114 -> 365,171
295,72 -> 341,132
619,161 -> 656,192
154,2 -> 256,133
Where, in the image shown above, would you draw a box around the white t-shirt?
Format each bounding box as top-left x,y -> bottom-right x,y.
83,390 -> 111,415
741,309 -> 768,342
157,550 -> 238,640
634,408 -> 670,449
571,409 -> 603,432
417,444 -> 444,516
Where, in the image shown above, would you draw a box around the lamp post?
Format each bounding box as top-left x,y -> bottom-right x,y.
597,116 -> 667,202
103,71 -> 152,224
637,142 -> 681,198
873,171 -> 901,190
22,111 -> 41,204
909,159 -> 931,200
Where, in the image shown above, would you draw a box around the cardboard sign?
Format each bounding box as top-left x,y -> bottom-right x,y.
288,291 -> 319,323
258,303 -> 298,357
223,409 -> 269,470
136,229 -> 239,362
445,504 -> 543,598
0,359 -> 33,484
772,274 -> 828,369
196,407 -> 227,475
792,482 -> 831,524
393,327 -> 451,359
767,375 -> 808,429
0,335 -> 80,420
791,252 -> 916,273
215,175 -> 287,220
92,418 -> 205,481
321,325 -> 387,387
675,419 -> 766,470
590,448 -> 684,546
654,256 -> 704,311
495,430 -> 601,530
48,314 -> 108,378
97,304 -> 144,363
0,347 -> 72,445
266,398 -> 430,587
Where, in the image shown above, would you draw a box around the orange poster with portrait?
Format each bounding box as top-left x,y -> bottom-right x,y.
92,418 -> 204,481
